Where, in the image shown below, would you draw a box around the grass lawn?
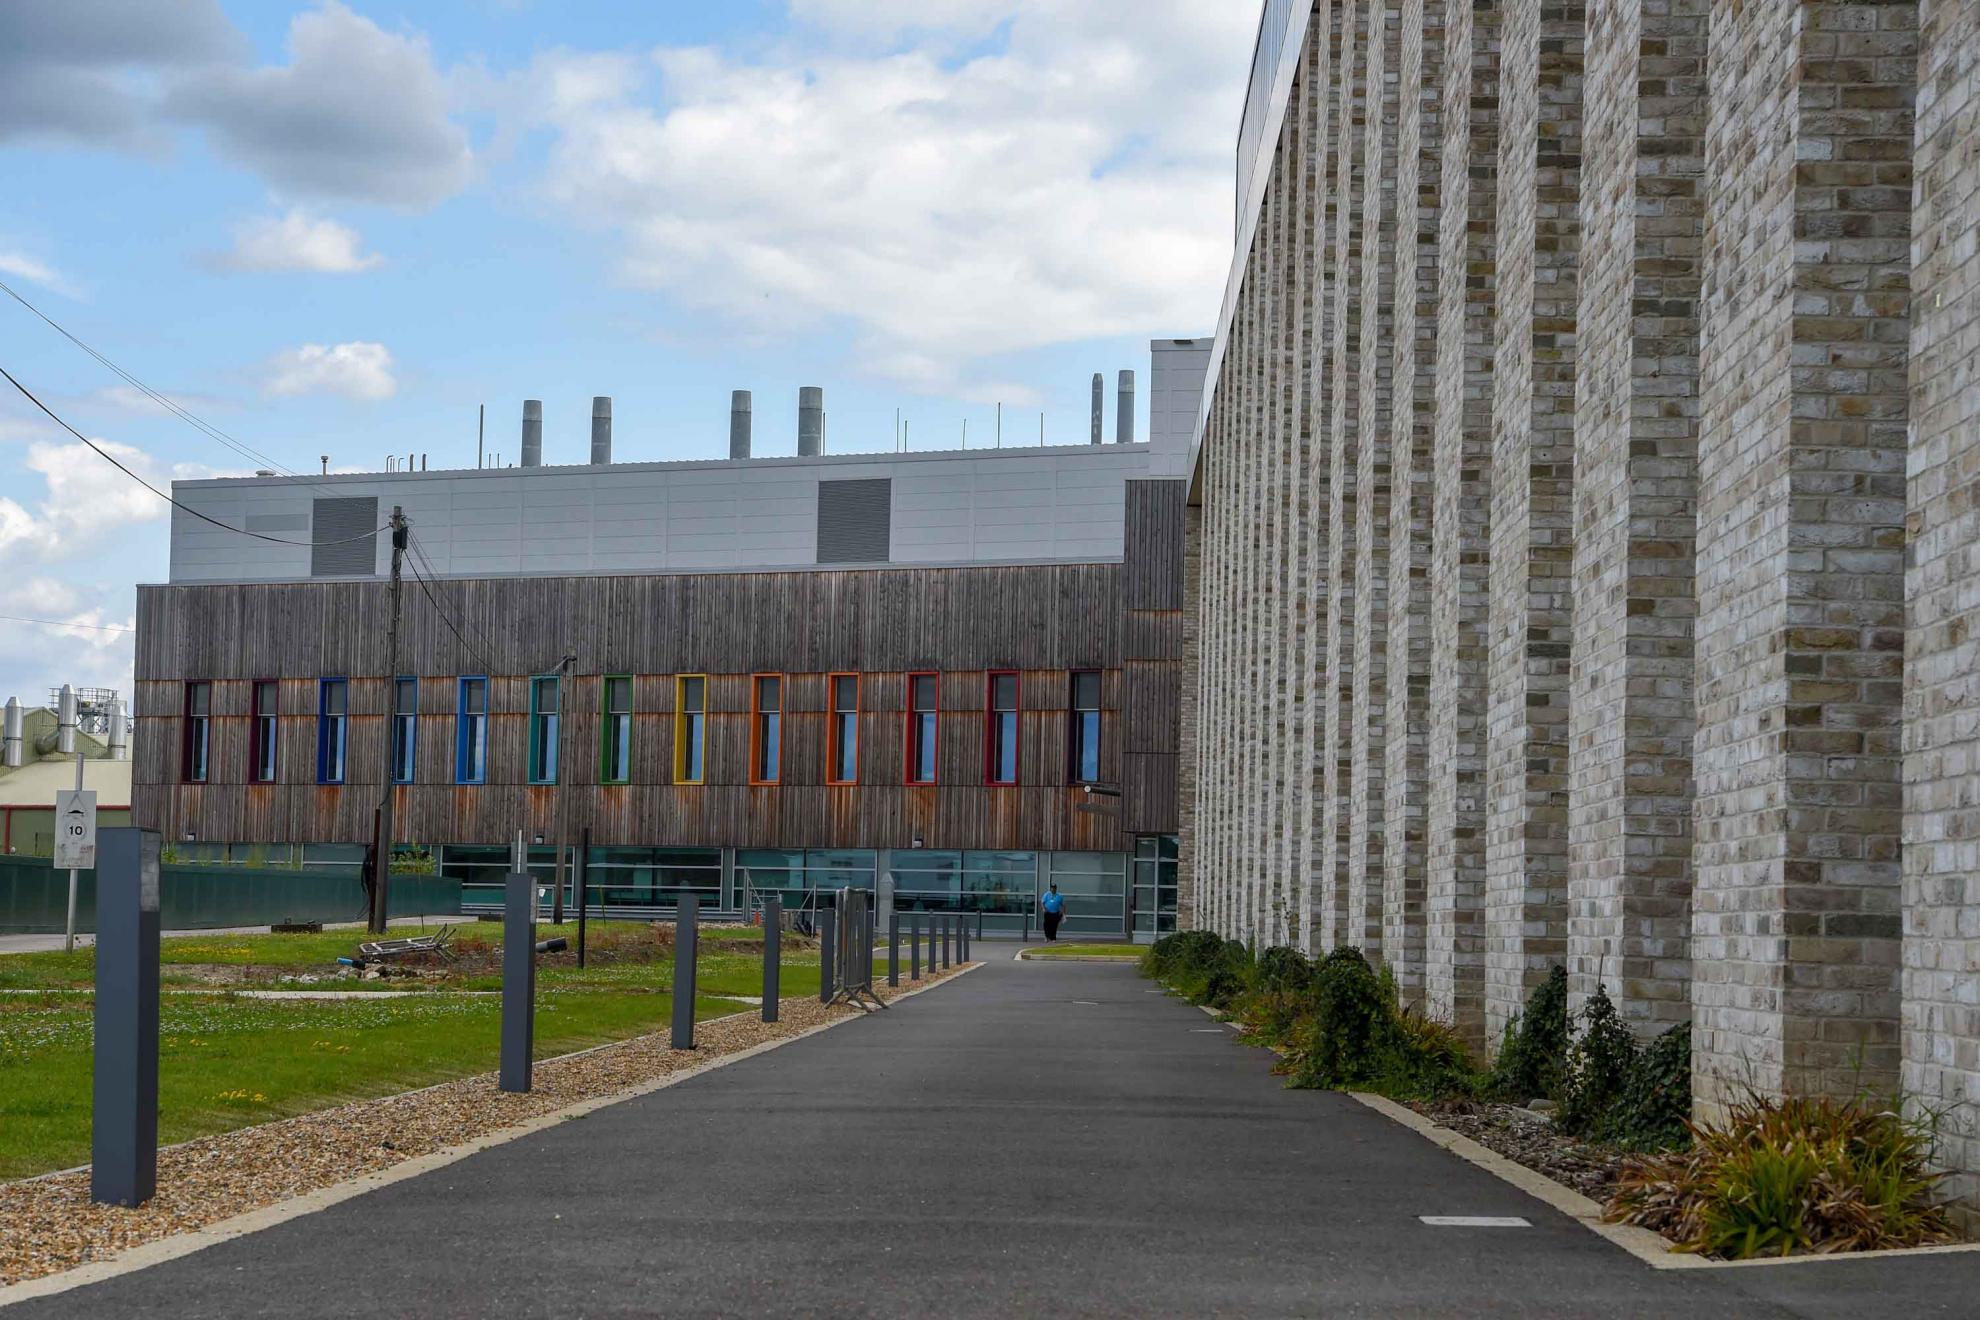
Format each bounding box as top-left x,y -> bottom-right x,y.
1023,943 -> 1143,958
0,987 -> 744,1182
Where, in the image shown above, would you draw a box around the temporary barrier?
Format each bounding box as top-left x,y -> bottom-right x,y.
827,887 -> 886,1011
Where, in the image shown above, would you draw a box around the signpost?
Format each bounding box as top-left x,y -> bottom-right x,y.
55,756 -> 95,954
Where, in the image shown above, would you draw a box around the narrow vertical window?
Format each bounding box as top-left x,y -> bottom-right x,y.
391,677 -> 417,784
907,672 -> 938,784
752,674 -> 782,784
457,677 -> 488,784
674,675 -> 706,784
828,673 -> 859,784
528,675 -> 560,784
986,671 -> 1019,785
250,680 -> 278,783
182,681 -> 212,783
1070,669 -> 1101,784
601,676 -> 633,784
317,678 -> 348,784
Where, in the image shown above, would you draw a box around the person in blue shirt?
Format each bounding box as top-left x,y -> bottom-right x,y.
1040,883 -> 1065,941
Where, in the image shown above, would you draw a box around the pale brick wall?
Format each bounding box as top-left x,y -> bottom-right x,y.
1695,0 -> 1911,1106
1566,0 -> 1706,1029
1425,0 -> 1498,1047
1904,0 -> 1980,1216
1484,0 -> 1582,1042
1382,0 -> 1444,1001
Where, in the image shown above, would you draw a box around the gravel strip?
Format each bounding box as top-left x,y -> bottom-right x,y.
1405,1100 -> 1628,1201
0,963 -> 973,1289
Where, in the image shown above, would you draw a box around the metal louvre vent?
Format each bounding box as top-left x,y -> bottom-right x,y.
310,497 -> 379,577
816,479 -> 891,564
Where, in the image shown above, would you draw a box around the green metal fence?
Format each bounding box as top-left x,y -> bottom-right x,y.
0,856 -> 461,935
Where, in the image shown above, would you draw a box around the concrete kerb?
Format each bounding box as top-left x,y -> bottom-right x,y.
0,963 -> 981,1310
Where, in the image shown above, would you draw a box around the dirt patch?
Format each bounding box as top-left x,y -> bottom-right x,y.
1406,1100 -> 1630,1202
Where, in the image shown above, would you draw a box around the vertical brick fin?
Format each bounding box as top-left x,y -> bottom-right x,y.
1904,0 -> 1980,1223
1425,0 -> 1500,1049
1567,0 -> 1707,1032
1695,0 -> 1912,1109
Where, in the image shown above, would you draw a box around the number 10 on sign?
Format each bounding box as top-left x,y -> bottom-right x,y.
56,788 -> 97,869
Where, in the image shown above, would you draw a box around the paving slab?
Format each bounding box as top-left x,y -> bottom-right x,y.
8,958 -> 1975,1317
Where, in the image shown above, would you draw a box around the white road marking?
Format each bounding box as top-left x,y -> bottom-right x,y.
1419,1216 -> 1531,1228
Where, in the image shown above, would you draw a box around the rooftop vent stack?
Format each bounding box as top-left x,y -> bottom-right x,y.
798,387 -> 824,457
57,684 -> 76,755
730,390 -> 753,459
1117,370 -> 1136,444
2,698 -> 20,768
521,400 -> 544,468
108,700 -> 129,761
591,396 -> 613,465
1090,373 -> 1104,444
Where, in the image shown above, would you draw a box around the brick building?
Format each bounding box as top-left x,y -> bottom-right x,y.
1185,1 -> 1980,1211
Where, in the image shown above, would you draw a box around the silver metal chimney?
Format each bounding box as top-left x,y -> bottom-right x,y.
798,386 -> 824,456
1117,370 -> 1136,444
590,396 -> 612,465
730,390 -> 753,459
108,700 -> 129,761
2,698 -> 20,768
57,684 -> 76,755
1090,373 -> 1103,444
521,400 -> 543,467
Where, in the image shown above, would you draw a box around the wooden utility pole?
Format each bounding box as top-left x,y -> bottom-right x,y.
370,507 -> 409,934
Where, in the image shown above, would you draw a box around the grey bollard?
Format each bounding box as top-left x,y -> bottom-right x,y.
500,871 -> 536,1093
943,914 -> 953,969
961,915 -> 970,962
763,898 -> 781,1024
910,915 -> 921,980
672,894 -> 699,1049
819,905 -> 836,1004
888,912 -> 900,987
92,827 -> 160,1207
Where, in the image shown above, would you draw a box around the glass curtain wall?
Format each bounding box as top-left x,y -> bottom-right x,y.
1130,835 -> 1180,942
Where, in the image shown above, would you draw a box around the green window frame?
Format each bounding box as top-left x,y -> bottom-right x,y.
600,675 -> 633,784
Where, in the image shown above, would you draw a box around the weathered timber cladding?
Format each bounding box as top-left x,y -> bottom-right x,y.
134,557 -> 1182,852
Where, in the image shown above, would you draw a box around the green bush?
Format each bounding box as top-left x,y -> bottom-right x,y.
1285,949 -> 1391,1088
1608,1022 -> 1692,1151
1555,985 -> 1637,1139
1605,1092 -> 1954,1258
1492,966 -> 1569,1103
1253,945 -> 1316,997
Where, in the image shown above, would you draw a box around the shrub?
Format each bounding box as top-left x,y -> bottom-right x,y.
1605,1091 -> 1954,1259
1608,1022 -> 1692,1151
1285,948 -> 1391,1088
1380,1007 -> 1481,1100
1555,985 -> 1637,1139
1492,966 -> 1569,1103
1253,945 -> 1316,997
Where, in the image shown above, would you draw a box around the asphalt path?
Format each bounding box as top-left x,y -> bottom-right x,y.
13,955 -> 1977,1317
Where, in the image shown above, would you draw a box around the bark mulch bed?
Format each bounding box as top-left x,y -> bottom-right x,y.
1404,1099 -> 1630,1202
0,962 -> 971,1290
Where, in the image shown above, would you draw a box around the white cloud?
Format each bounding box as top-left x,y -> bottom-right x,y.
214,209 -> 383,274
167,2 -> 473,209
83,384 -> 235,415
263,342 -> 398,401
0,249 -> 78,298
0,1 -> 240,151
0,440 -> 172,561
526,2 -> 1249,395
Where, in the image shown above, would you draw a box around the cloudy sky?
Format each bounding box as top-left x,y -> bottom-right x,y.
0,1 -> 1252,705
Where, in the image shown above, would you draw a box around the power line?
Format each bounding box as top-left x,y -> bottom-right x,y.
0,276 -> 317,485
407,533 -> 503,667
403,545 -> 497,675
0,614 -> 134,634
0,361 -> 387,549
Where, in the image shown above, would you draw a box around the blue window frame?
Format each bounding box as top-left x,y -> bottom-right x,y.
528,675 -> 560,785
316,678 -> 348,784
391,676 -> 418,784
456,676 -> 488,784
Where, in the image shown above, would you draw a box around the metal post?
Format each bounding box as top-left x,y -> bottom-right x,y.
64,750 -> 82,954
943,914 -> 953,969
762,897 -> 782,1023
819,903 -> 837,1004
671,894 -> 698,1049
500,871 -> 535,1093
92,827 -> 159,1206
910,914 -> 921,980
575,827 -> 590,968
960,914 -> 969,962
888,911 -> 900,987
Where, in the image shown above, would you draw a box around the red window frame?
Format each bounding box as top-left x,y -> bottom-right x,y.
749,673 -> 783,786
985,670 -> 1020,786
249,678 -> 279,783
182,680 -> 212,783
905,671 -> 939,785
827,672 -> 860,785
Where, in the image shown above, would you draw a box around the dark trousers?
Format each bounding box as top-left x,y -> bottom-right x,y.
1042,911 -> 1063,941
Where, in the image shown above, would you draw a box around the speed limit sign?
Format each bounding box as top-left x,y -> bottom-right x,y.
54,789 -> 97,869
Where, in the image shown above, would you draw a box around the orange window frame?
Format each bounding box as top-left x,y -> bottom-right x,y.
749,673 -> 783,786
985,669 -> 1020,786
827,672 -> 860,785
